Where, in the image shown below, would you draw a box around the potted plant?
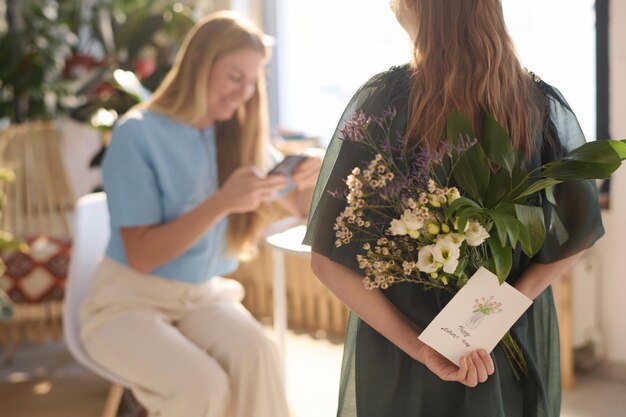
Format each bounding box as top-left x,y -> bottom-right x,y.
0,0 -> 77,123
62,0 -> 196,192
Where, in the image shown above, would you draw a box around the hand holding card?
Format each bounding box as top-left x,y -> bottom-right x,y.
418,267 -> 532,367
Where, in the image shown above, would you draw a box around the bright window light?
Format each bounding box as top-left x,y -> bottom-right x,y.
274,0 -> 596,144
275,0 -> 410,145
502,0 -> 596,141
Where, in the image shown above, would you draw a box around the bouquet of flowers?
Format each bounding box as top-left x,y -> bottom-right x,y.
332,107 -> 625,378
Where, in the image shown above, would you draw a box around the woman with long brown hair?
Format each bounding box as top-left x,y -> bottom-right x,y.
305,0 -> 603,416
79,11 -> 320,417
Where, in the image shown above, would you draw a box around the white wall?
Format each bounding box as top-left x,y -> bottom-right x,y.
595,0 -> 626,364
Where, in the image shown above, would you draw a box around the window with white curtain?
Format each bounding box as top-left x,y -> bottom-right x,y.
271,0 -> 597,145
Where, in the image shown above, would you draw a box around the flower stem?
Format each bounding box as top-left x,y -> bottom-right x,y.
498,331 -> 528,380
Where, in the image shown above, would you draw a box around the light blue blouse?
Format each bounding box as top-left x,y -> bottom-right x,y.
102,108 -> 238,284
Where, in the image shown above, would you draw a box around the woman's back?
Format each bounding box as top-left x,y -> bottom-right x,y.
304,60 -> 603,416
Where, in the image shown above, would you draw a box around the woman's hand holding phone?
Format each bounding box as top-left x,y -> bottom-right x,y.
291,156 -> 322,189
269,151 -> 323,190
218,166 -> 288,213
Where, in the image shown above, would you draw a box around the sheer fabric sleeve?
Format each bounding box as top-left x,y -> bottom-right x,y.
534,83 -> 605,264
303,66 -> 410,273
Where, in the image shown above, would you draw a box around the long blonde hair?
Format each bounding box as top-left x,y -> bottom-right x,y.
404,0 -> 545,157
144,11 -> 273,258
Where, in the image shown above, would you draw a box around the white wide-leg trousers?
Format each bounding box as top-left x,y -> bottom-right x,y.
80,258 -> 289,417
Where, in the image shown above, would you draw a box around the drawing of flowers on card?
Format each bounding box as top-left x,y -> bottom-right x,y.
465,296 -> 503,329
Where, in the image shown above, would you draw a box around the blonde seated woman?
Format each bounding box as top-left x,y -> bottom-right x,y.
80,12 -> 320,417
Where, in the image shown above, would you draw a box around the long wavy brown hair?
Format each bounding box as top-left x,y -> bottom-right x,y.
142,11 -> 273,258
401,0 -> 545,157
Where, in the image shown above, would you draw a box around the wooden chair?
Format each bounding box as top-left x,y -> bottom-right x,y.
0,122 -> 74,361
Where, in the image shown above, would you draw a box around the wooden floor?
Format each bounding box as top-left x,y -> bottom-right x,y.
1,336 -> 626,417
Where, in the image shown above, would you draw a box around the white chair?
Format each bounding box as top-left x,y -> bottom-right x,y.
63,192 -> 129,417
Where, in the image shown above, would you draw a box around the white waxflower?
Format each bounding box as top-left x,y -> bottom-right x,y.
417,245 -> 439,274
427,179 -> 437,193
389,218 -> 408,236
433,239 -> 460,274
464,221 -> 490,246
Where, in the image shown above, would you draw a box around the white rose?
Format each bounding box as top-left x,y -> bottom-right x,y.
433,239 -> 460,274
389,218 -> 408,236
464,221 -> 490,246
400,209 -> 423,231
417,245 -> 439,274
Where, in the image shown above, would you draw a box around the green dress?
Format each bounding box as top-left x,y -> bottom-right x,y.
303,65 -> 604,417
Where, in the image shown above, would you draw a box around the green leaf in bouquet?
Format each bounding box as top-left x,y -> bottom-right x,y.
544,185 -> 557,206
445,197 -> 480,220
516,221 -> 531,257
484,168 -> 513,208
481,112 -> 516,174
610,139 -> 626,158
518,178 -> 563,199
514,205 -> 546,257
457,206 -> 484,233
512,152 -> 529,186
487,236 -> 513,284
446,110 -> 474,146
487,210 -> 520,248
432,161 -> 451,187
562,139 -> 626,164
452,256 -> 470,283
550,206 -> 570,245
540,160 -> 619,181
452,143 -> 490,203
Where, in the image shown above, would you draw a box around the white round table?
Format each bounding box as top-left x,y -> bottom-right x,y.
264,222 -> 311,374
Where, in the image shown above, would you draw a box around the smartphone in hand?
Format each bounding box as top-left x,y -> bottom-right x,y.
268,154 -> 308,177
